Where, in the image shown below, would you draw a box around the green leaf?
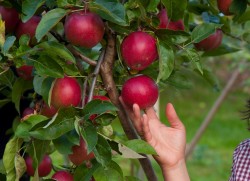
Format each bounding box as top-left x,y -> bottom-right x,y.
93,135 -> 111,166
82,100 -> 118,120
53,131 -> 79,154
191,23 -> 222,43
80,124 -> 98,154
14,153 -> 26,181
236,9 -> 250,23
89,0 -> 127,26
3,137 -> 23,181
2,36 -> 16,55
74,160 -> 101,181
37,41 -> 76,63
146,0 -> 160,12
184,48 -> 203,74
157,40 -> 174,82
93,161 -> 123,181
230,0 -> 248,19
36,8 -> 68,42
202,44 -> 240,57
15,115 -> 48,138
34,55 -> 64,78
155,29 -> 190,45
0,68 -> 15,88
21,0 -> 45,22
123,139 -> 157,155
161,0 -> 187,21
11,78 -> 33,114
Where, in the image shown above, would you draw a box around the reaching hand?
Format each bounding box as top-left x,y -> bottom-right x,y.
120,97 -> 186,169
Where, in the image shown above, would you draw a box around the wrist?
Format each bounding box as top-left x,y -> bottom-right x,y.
161,159 -> 190,181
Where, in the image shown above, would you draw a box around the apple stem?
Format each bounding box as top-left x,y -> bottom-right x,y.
87,49 -> 106,103
100,24 -> 158,181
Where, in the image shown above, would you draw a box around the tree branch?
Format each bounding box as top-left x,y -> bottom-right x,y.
67,45 -> 97,66
100,26 -> 158,181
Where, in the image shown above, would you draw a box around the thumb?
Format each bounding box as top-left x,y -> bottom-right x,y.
165,103 -> 185,130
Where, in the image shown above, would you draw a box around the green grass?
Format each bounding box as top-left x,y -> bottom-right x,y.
158,75 -> 249,181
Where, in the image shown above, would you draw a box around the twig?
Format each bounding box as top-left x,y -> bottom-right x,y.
49,31 -> 68,44
100,25 -> 158,181
81,78 -> 89,108
224,32 -> 250,44
87,49 -> 106,102
67,45 -> 97,66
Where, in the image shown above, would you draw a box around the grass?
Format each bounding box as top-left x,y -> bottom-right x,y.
157,72 -> 249,181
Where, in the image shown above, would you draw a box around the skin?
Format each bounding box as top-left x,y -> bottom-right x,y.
120,97 -> 190,181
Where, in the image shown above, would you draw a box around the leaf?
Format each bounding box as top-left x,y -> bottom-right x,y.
157,40 -> 174,82
37,41 -> 75,63
236,9 -> 250,23
89,0 -> 127,26
125,176 -> 142,181
36,8 -> 68,42
93,135 -> 111,166
0,68 -> 15,88
191,23 -> 222,43
82,100 -> 118,120
74,160 -> 101,181
230,0 -> 248,20
184,49 -> 203,74
80,124 -> 98,154
3,137 -> 23,181
15,115 -> 48,138
14,153 -> 26,181
2,36 -> 16,55
161,0 -> 187,21
34,55 -> 64,78
146,0 -> 160,12
11,78 -> 33,114
202,44 -> 240,57
123,140 -> 157,155
21,0 -> 45,22
93,161 -> 123,181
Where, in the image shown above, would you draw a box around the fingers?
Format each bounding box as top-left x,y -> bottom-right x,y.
142,114 -> 152,142
165,103 -> 185,130
145,107 -> 159,120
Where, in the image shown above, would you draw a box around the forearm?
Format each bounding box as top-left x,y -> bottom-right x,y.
161,159 -> 190,181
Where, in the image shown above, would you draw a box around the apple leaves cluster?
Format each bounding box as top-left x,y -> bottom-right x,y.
0,0 -> 250,181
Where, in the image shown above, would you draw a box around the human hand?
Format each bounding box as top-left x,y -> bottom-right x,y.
120,97 -> 186,169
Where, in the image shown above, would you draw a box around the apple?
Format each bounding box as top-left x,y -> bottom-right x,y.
64,11 -> 104,48
22,107 -> 34,118
157,9 -> 185,31
194,29 -> 223,51
0,6 -> 19,33
121,75 -> 159,109
52,170 -> 74,181
217,0 -> 233,15
25,154 -> 52,177
16,65 -> 34,80
50,76 -> 82,109
15,16 -> 41,39
121,31 -> 158,71
41,102 -> 58,118
68,138 -> 95,166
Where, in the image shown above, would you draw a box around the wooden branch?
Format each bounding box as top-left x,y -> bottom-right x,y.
67,45 -> 97,66
87,49 -> 106,102
100,27 -> 158,181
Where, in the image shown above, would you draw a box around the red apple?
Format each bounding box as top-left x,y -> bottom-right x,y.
121,75 -> 159,109
50,76 -> 82,109
22,107 -> 34,118
157,9 -> 185,31
16,65 -> 33,80
64,11 -> 104,48
68,138 -> 95,166
41,102 -> 58,118
25,155 -> 52,177
121,31 -> 158,71
194,29 -> 223,51
52,170 -> 74,181
15,16 -> 41,39
217,0 -> 233,15
0,6 -> 19,33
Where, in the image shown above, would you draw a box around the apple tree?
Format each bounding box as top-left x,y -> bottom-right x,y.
0,0 -> 249,180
